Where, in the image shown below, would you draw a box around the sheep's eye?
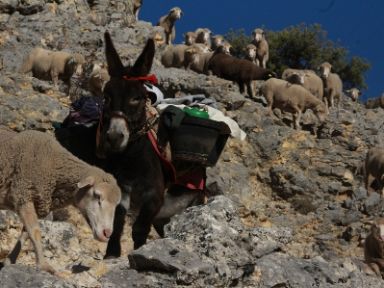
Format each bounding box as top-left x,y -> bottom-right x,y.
93,191 -> 101,200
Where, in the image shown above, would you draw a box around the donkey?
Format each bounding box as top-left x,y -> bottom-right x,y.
56,32 -> 205,257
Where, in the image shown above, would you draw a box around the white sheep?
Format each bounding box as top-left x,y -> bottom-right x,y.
195,28 -> 212,48
0,128 -> 121,276
184,31 -> 196,45
87,62 -> 110,97
211,34 -> 225,50
263,78 -> 327,129
133,0 -> 143,21
20,47 -> 85,88
365,147 -> 384,196
319,62 -> 343,109
245,44 -> 257,64
157,7 -> 183,45
346,88 -> 361,102
251,28 -> 269,68
282,68 -> 324,102
161,43 -> 210,68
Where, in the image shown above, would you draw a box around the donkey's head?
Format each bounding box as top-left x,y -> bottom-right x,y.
99,31 -> 155,154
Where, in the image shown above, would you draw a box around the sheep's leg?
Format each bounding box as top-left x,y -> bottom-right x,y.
4,228 -> 28,265
365,174 -> 373,195
18,201 -> 56,275
132,195 -> 162,249
50,69 -> 59,88
255,59 -> 260,67
262,57 -> 267,69
104,203 -> 126,259
293,109 -> 302,130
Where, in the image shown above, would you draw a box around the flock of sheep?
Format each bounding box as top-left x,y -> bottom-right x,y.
1,0 -> 384,280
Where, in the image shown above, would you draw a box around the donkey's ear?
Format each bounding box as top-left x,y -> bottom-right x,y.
130,38 -> 155,76
104,31 -> 125,77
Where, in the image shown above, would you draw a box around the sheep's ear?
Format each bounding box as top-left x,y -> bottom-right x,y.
104,31 -> 125,77
78,176 -> 95,189
131,38 -> 155,76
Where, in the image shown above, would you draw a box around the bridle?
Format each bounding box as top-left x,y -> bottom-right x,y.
96,74 -> 159,152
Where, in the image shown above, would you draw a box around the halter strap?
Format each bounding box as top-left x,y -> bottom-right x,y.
122,74 -> 158,85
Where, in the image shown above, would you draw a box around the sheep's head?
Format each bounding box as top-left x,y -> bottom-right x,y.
67,53 -> 85,76
184,32 -> 196,45
314,103 -> 328,123
319,62 -> 332,79
245,44 -> 257,59
170,7 -> 183,19
212,35 -> 224,48
196,28 -> 212,44
252,28 -> 265,43
75,175 -> 121,242
346,88 -> 361,101
370,218 -> 384,242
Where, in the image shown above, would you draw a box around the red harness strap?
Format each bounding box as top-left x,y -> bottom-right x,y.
147,130 -> 206,191
122,74 -> 158,85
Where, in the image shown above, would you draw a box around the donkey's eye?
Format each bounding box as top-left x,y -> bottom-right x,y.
129,97 -> 141,106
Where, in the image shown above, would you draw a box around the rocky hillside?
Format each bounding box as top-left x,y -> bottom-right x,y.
1,1 -> 384,287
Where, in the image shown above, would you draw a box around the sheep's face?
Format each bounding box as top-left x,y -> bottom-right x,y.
246,45 -> 257,59
348,88 -> 361,101
319,63 -> 332,79
199,29 -> 211,43
170,7 -> 183,19
212,36 -> 224,48
314,104 -> 327,123
76,176 -> 122,242
221,42 -> 232,55
185,32 -> 196,45
252,29 -> 264,43
371,218 -> 384,241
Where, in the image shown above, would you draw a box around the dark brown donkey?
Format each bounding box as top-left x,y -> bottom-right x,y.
98,31 -> 166,255
56,32 -> 205,257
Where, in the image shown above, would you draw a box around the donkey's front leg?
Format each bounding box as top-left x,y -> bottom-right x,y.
105,203 -> 126,259
132,195 -> 162,249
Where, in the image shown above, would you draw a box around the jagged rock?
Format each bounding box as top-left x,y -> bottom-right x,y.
0,265 -> 76,288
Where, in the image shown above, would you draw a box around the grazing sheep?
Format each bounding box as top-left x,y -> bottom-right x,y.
133,0 -> 143,21
195,28 -> 212,48
365,147 -> 384,196
346,88 -> 361,102
364,217 -> 384,276
20,47 -> 85,88
0,128 -> 121,275
157,7 -> 183,45
207,46 -> 275,97
87,62 -> 110,97
263,78 -> 327,129
161,43 -> 209,68
319,62 -> 343,109
184,31 -> 196,45
211,34 -> 225,50
251,28 -> 269,68
282,68 -> 324,102
245,44 -> 257,64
